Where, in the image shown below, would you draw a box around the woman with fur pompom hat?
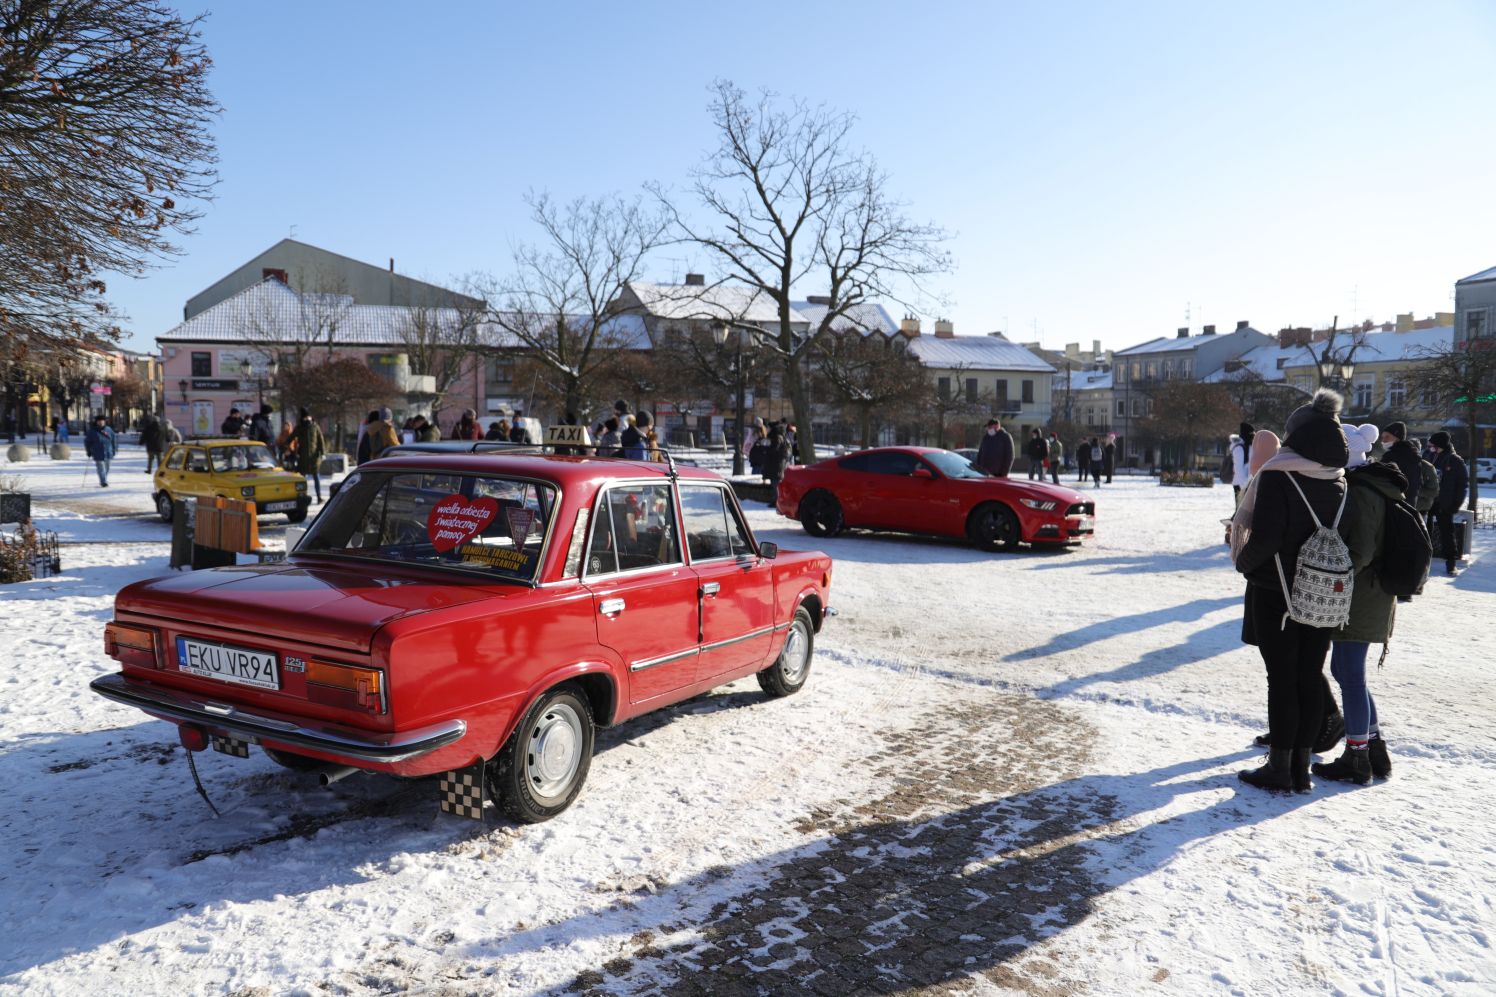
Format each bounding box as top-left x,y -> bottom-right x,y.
1233,389 -> 1354,792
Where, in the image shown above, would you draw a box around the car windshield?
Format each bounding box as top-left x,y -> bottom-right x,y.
210,445 -> 278,472
925,450 -> 992,479
296,470 -> 556,583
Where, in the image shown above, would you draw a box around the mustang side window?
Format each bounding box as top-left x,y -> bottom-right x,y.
680,485 -> 753,561
585,483 -> 680,576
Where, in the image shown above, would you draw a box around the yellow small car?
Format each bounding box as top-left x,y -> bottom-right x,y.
154,439 -> 311,523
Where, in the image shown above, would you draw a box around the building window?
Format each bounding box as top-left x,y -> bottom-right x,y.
1421,382 -> 1437,407
191,352 -> 211,377
1021,379 -> 1034,404
1116,400 -> 1125,417
1131,362 -> 1142,382
1467,310 -> 1487,340
1353,377 -> 1373,411
1131,398 -> 1141,416
1145,397 -> 1154,415
1386,376 -> 1406,409
937,376 -> 951,398
488,355 -> 514,389
962,378 -> 976,403
994,378 -> 1008,406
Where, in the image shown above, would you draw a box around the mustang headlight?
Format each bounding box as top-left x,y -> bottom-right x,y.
240,486 -> 256,498
1019,497 -> 1058,511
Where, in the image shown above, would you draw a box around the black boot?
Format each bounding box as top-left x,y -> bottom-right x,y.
1311,748 -> 1371,785
1291,748 -> 1313,793
1313,712 -> 1346,753
1239,748 -> 1294,791
1368,738 -> 1393,779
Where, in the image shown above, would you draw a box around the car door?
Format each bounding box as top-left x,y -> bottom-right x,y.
678,483 -> 775,682
856,451 -> 925,529
176,447 -> 210,500
582,481 -> 702,706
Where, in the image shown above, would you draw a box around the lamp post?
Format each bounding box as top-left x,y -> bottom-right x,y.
711,320 -> 752,476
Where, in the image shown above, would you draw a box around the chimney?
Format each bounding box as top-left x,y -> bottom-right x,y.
1065,342 -> 1080,358
684,273 -> 705,286
1202,324 -> 1216,335
1092,339 -> 1101,356
1395,312 -> 1413,332
899,315 -> 921,335
1236,320 -> 1249,331
933,318 -> 955,339
389,258 -> 395,273
805,294 -> 831,305
1176,327 -> 1189,339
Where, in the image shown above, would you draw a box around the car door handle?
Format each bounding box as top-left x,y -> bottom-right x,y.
599,598 -> 625,615
701,582 -> 720,597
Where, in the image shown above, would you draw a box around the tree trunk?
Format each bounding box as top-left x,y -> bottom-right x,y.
786,353 -> 816,463
859,407 -> 873,450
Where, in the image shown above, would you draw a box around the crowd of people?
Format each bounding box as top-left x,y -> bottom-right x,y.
1224,392 -> 1466,793
969,418 -> 1118,487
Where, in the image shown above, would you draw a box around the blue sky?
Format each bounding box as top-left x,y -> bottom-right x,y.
110,1 -> 1496,354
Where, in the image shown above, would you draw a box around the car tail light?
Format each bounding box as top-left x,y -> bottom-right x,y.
105,623 -> 160,668
306,660 -> 386,714
178,724 -> 208,752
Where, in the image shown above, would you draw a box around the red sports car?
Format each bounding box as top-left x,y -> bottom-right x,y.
93,449 -> 833,823
776,447 -> 1095,550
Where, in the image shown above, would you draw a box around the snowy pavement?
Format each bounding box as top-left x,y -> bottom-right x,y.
1,446 -> 1492,995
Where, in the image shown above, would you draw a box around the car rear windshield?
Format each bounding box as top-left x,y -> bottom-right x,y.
296,470 -> 557,582
210,445 -> 278,472
925,450 -> 993,479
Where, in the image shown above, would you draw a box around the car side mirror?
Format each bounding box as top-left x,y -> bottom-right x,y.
758,541 -> 778,560
911,467 -> 934,479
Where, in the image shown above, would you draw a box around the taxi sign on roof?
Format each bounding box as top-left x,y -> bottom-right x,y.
545,424 -> 592,447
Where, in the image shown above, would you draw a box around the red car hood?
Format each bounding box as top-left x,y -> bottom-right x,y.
962,478 -> 1091,505
116,561 -> 506,652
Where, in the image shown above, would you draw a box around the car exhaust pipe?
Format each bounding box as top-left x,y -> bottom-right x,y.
318,765 -> 360,787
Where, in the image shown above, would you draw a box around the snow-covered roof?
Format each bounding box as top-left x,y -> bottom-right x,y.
790,300 -> 899,335
1457,265 -> 1496,285
627,282 -> 789,325
1117,332 -> 1244,356
1202,326 -> 1454,384
908,334 -> 1055,372
1066,368 -> 1114,391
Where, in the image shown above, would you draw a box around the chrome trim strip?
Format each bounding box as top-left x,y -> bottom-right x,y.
89,673 -> 466,763
629,647 -> 699,673
702,625 -> 774,652
773,621 -> 793,633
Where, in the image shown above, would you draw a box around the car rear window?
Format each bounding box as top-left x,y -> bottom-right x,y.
297,470 -> 557,582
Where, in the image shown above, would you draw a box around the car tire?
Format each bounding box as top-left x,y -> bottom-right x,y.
263,747 -> 325,771
799,490 -> 843,538
491,685 -> 595,824
758,606 -> 815,697
286,507 -> 308,524
155,491 -> 174,523
967,502 -> 1020,551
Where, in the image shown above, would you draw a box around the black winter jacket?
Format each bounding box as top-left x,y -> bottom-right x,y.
1026,436 -> 1048,461
1236,470 -> 1352,592
1381,440 -> 1422,505
1434,452 -> 1469,514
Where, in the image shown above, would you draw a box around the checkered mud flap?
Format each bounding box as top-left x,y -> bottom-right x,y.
211,735 -> 250,758
439,763 -> 488,821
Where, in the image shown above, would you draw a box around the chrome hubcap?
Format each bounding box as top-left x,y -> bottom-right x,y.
780,622 -> 809,684
527,703 -> 582,802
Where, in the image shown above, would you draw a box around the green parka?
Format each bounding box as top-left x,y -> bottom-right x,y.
1334,461 -> 1405,644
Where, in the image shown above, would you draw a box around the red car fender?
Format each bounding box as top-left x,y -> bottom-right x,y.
494,659 -> 623,752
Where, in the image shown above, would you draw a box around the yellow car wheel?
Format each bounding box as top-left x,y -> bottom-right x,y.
155,491 -> 174,523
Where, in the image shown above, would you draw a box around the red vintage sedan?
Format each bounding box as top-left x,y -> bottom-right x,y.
92,450 -> 833,823
777,447 -> 1095,550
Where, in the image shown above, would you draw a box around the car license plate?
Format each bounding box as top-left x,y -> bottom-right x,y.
176,637 -> 280,690
1074,516 -> 1095,530
263,500 -> 296,513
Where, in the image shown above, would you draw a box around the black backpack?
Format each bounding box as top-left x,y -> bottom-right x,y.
1218,451 -> 1234,485
1377,494 -> 1432,597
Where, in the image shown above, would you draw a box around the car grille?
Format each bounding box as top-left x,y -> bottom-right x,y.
1067,501 -> 1095,516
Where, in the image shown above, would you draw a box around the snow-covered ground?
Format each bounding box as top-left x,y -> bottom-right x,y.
1,445 -> 1492,995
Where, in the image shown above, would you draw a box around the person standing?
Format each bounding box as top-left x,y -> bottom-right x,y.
1103,434 -> 1117,483
55,416 -> 70,444
293,409 -> 328,504
1229,422 -> 1254,502
1088,437 -> 1103,487
355,410 -> 380,465
596,416 -> 623,457
1025,428 -> 1047,480
976,419 -> 1014,477
220,408 -> 245,437
1233,389 -> 1352,793
414,414 -> 441,443
763,422 -> 792,504
1427,431 -> 1469,576
365,407 -> 399,461
248,404 -> 275,446
1046,432 -> 1064,485
620,412 -> 645,458
450,408 -> 483,441
1076,436 -> 1091,482
141,414 -> 165,474
1378,422 -> 1422,505
84,414 -> 117,487
1314,423 -> 1403,786
485,420 -> 507,441
509,411 -> 533,444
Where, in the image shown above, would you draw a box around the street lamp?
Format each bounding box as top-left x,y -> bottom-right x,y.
711,320 -> 754,476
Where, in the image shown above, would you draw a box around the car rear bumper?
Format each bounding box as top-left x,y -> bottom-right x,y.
90,672 -> 466,763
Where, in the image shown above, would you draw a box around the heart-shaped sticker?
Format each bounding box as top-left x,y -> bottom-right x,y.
427,494 -> 499,552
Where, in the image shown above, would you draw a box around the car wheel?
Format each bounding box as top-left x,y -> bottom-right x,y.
758,606 -> 815,697
286,508 -> 308,524
799,490 -> 843,538
155,491 -> 174,523
968,502 -> 1020,551
491,685 -> 595,824
263,746 -> 325,771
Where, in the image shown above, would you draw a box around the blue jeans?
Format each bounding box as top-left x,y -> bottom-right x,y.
93,458 -> 110,486
1330,641 -> 1378,741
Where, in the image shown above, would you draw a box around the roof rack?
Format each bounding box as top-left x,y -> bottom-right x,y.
380,439 -> 686,477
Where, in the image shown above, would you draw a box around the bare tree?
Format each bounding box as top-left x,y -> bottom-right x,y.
813,331 -> 926,447
396,280 -> 486,421
922,362 -> 990,448
655,80 -> 951,461
279,357 -> 398,453
1407,341 -> 1496,507
1134,381 -> 1240,470
0,0 -> 218,356
240,267 -> 354,371
481,193 -> 666,419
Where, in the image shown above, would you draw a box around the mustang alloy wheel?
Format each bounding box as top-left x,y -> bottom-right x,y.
799,491 -> 843,538
758,606 -> 815,697
968,502 -> 1020,551
492,685 -> 595,823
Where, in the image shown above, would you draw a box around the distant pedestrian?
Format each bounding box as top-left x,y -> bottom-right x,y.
220,407 -> 245,437
248,404 -> 275,446
1025,428 -> 1047,480
451,408 -> 483,441
163,419 -> 181,446
1378,422 -> 1422,506
84,414 -> 117,487
596,417 -> 622,457
1103,434 -> 1117,483
1427,431 -> 1468,576
366,407 -> 400,461
293,409 -> 328,503
414,414 -> 441,443
1046,432 -> 1064,485
976,419 -> 1014,477
1076,437 -> 1091,482
1089,437 -> 1103,487
355,410 -> 380,465
1228,422 -> 1254,501
509,411 -> 533,445
763,422 -> 792,502
624,412 -> 654,460
55,417 -> 70,443
485,420 -> 507,441
141,414 -> 165,473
